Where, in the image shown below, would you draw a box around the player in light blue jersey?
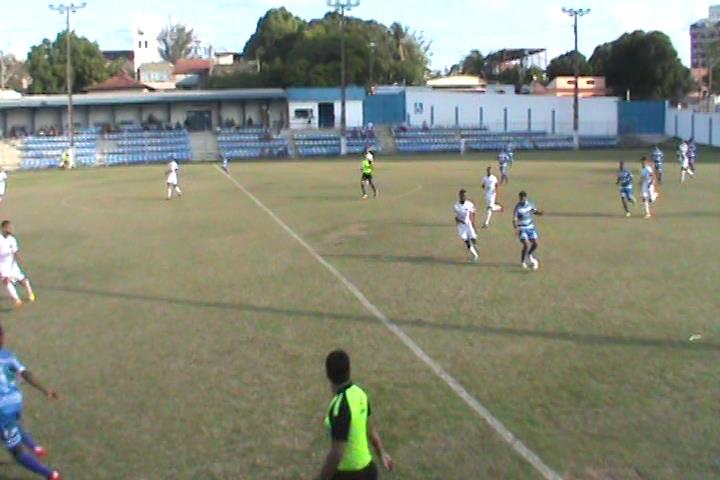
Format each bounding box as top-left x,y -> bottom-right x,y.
505,142 -> 515,163
220,153 -> 229,174
513,191 -> 544,270
498,150 -> 510,185
650,146 -> 664,184
0,325 -> 61,479
687,138 -> 697,174
615,161 -> 636,217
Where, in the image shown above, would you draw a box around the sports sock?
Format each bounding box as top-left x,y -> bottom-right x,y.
14,450 -> 52,478
484,209 -> 492,225
681,170 -> 686,183
18,425 -> 38,451
5,282 -> 19,301
643,202 -> 650,216
23,280 -> 34,300
175,187 -> 183,195
361,183 -> 366,196
521,245 -> 528,263
621,198 -> 629,213
528,243 -> 538,257
469,244 -> 478,257
167,187 -> 172,198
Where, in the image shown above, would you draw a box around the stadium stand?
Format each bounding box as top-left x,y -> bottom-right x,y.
294,128 -> 381,157
216,128 -> 289,160
392,126 -> 616,152
20,129 -> 99,169
103,126 -> 192,166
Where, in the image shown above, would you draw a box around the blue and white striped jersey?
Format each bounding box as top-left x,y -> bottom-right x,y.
514,201 -> 537,229
651,148 -> 664,165
618,169 -> 633,188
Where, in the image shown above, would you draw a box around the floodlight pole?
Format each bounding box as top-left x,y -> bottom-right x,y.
562,7 -> 590,150
328,0 -> 359,155
49,2 -> 87,150
368,41 -> 376,90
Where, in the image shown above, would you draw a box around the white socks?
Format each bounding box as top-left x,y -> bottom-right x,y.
469,245 -> 478,258
5,282 -> 19,302
484,209 -> 493,226
643,202 -> 650,216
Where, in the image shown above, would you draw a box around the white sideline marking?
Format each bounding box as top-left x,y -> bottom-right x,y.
215,165 -> 563,480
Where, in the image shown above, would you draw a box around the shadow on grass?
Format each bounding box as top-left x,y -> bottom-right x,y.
39,284 -> 720,352
323,253 -> 513,268
546,211 -> 720,219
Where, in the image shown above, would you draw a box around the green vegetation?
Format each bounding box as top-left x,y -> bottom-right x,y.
1,150 -> 718,479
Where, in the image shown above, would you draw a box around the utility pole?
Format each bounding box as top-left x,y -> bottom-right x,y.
327,0 -> 359,156
368,41 -> 376,92
562,7 -> 590,150
49,2 -> 87,153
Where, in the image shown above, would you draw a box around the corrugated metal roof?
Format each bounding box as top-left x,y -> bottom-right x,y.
0,88 -> 287,110
287,87 -> 366,102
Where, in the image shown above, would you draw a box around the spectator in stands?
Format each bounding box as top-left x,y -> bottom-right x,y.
422,121 -> 429,132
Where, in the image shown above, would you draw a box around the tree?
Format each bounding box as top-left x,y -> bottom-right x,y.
1,53 -> 28,91
212,8 -> 429,88
460,50 -> 485,75
546,51 -> 592,80
588,42 -> 612,76
157,24 -> 196,64
26,31 -> 114,94
592,30 -> 692,101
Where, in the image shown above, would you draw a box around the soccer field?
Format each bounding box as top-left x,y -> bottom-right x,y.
1,149 -> 719,479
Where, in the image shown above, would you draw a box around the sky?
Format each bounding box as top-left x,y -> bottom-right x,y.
0,0 -> 713,70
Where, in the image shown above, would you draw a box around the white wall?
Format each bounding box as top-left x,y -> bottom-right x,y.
288,100 -> 363,129
665,108 -> 720,146
404,88 -> 618,136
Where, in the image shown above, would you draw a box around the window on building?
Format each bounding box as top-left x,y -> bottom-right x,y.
294,109 -> 312,119
145,41 -> 148,48
138,41 -> 142,48
414,102 -> 424,114
586,80 -> 595,85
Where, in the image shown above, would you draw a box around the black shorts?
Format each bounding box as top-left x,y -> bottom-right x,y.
331,462 -> 378,480
361,173 -> 373,181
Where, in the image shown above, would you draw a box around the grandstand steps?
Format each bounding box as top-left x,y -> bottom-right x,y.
190,131 -> 219,162
375,127 -> 397,155
0,140 -> 22,170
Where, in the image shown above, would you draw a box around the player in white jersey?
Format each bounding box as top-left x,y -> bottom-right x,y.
640,157 -> 658,219
0,221 -> 35,307
165,156 -> 183,200
481,166 -> 504,228
677,140 -> 694,183
453,189 -> 479,262
0,168 -> 8,204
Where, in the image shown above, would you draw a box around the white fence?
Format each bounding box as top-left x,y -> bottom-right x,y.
666,108 -> 720,146
403,88 -> 619,136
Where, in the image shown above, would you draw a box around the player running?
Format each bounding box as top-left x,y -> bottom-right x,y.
505,142 -> 515,163
616,161 -> 636,217
360,149 -> 377,199
0,167 -> 8,204
497,149 -> 511,185
677,140 -> 694,183
688,138 -> 698,175
453,189 -> 479,262
0,324 -> 62,480
220,153 -> 229,174
650,146 -> 664,184
640,157 -> 658,219
165,155 -> 183,200
481,166 -> 503,228
513,191 -> 544,270
0,221 -> 35,308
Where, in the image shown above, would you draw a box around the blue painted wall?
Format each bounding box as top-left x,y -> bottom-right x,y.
618,101 -> 666,135
363,91 -> 406,125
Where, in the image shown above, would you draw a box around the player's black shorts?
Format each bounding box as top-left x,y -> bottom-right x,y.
331,462 -> 378,480
361,173 -> 373,181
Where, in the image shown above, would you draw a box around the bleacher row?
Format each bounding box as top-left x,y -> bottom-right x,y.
104,127 -> 192,166
294,129 -> 381,157
19,129 -> 99,170
217,128 -> 289,159
393,127 -> 618,153
16,126 -> 619,170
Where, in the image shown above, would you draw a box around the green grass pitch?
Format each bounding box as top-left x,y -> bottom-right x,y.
1,149 -> 718,479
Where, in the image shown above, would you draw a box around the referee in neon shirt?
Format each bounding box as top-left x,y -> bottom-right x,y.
317,350 -> 394,480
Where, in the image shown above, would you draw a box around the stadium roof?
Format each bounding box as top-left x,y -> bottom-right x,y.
0,89 -> 287,110
287,87 -> 366,102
